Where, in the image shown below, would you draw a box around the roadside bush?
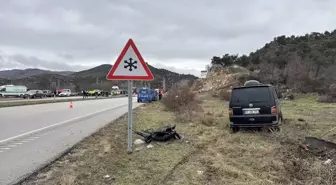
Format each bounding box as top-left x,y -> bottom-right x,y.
162,85 -> 196,111
218,89 -> 231,101
162,84 -> 202,121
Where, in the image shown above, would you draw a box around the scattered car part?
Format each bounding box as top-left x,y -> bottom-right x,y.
133,125 -> 181,143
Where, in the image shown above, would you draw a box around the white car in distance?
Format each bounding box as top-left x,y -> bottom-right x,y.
58,89 -> 71,97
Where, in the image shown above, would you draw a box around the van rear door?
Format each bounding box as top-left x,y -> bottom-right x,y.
230,86 -> 274,115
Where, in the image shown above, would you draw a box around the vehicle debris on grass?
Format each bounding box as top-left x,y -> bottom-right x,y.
133,125 -> 182,143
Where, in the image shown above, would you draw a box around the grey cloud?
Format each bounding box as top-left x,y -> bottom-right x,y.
0,0 -> 336,71
58,53 -> 74,60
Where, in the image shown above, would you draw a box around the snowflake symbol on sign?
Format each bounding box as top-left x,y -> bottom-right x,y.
124,58 -> 137,71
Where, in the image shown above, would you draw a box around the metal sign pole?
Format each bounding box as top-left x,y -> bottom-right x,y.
127,80 -> 133,153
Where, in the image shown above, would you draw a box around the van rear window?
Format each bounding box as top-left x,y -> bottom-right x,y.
231,87 -> 271,103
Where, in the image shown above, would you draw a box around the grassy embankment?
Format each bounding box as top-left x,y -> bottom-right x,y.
21,90 -> 336,185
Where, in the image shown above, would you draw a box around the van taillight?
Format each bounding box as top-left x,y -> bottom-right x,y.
271,106 -> 277,114
229,108 -> 233,116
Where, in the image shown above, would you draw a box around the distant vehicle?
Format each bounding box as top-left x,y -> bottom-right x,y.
88,89 -> 101,96
56,89 -> 64,95
58,89 -> 71,97
0,85 -> 27,97
42,90 -> 54,97
111,86 -> 120,95
23,90 -> 44,99
137,87 -> 153,103
228,83 -> 283,133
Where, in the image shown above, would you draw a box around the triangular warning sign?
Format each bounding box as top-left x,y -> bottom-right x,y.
106,39 -> 154,81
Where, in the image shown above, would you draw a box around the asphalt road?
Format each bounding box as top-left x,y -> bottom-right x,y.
0,97 -> 141,185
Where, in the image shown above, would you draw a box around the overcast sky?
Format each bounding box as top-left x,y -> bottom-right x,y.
0,0 -> 335,76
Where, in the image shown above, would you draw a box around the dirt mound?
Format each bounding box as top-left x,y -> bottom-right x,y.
194,65 -> 259,95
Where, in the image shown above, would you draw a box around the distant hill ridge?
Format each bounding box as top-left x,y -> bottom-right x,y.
0,68 -> 73,79
0,64 -> 198,91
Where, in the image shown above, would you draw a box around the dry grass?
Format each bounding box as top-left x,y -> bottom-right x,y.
21,94 -> 336,185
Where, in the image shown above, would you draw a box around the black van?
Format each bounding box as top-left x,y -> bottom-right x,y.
228,84 -> 283,132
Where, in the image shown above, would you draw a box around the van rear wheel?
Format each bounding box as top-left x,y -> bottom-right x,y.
271,126 -> 280,132
230,126 -> 239,133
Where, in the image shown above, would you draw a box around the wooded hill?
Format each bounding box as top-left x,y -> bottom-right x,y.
210,30 -> 336,93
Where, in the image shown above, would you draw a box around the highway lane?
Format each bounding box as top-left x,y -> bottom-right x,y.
0,97 -> 141,185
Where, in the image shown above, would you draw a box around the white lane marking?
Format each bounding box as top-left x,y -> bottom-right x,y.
0,103 -> 130,144
25,139 -> 35,141
20,141 -> 29,143
13,143 -> 23,145
0,148 -> 10,150
8,145 -> 17,147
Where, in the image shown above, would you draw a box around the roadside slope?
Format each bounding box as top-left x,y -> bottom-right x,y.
20,94 -> 336,185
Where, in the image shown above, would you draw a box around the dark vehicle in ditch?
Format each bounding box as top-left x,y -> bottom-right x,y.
228,83 -> 283,132
23,90 -> 44,99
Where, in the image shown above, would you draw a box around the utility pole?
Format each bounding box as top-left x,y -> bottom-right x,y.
163,77 -> 166,91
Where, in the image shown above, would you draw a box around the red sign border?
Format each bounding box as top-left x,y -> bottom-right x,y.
106,39 -> 154,80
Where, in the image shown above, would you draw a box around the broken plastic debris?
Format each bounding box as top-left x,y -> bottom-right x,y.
147,144 -> 154,148
324,159 -> 332,165
197,170 -> 204,175
134,139 -> 145,145
103,175 -> 110,178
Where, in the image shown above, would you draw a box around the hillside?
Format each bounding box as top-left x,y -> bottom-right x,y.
71,64 -> 197,90
209,29 -> 336,94
0,68 -> 73,79
0,64 -> 198,91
